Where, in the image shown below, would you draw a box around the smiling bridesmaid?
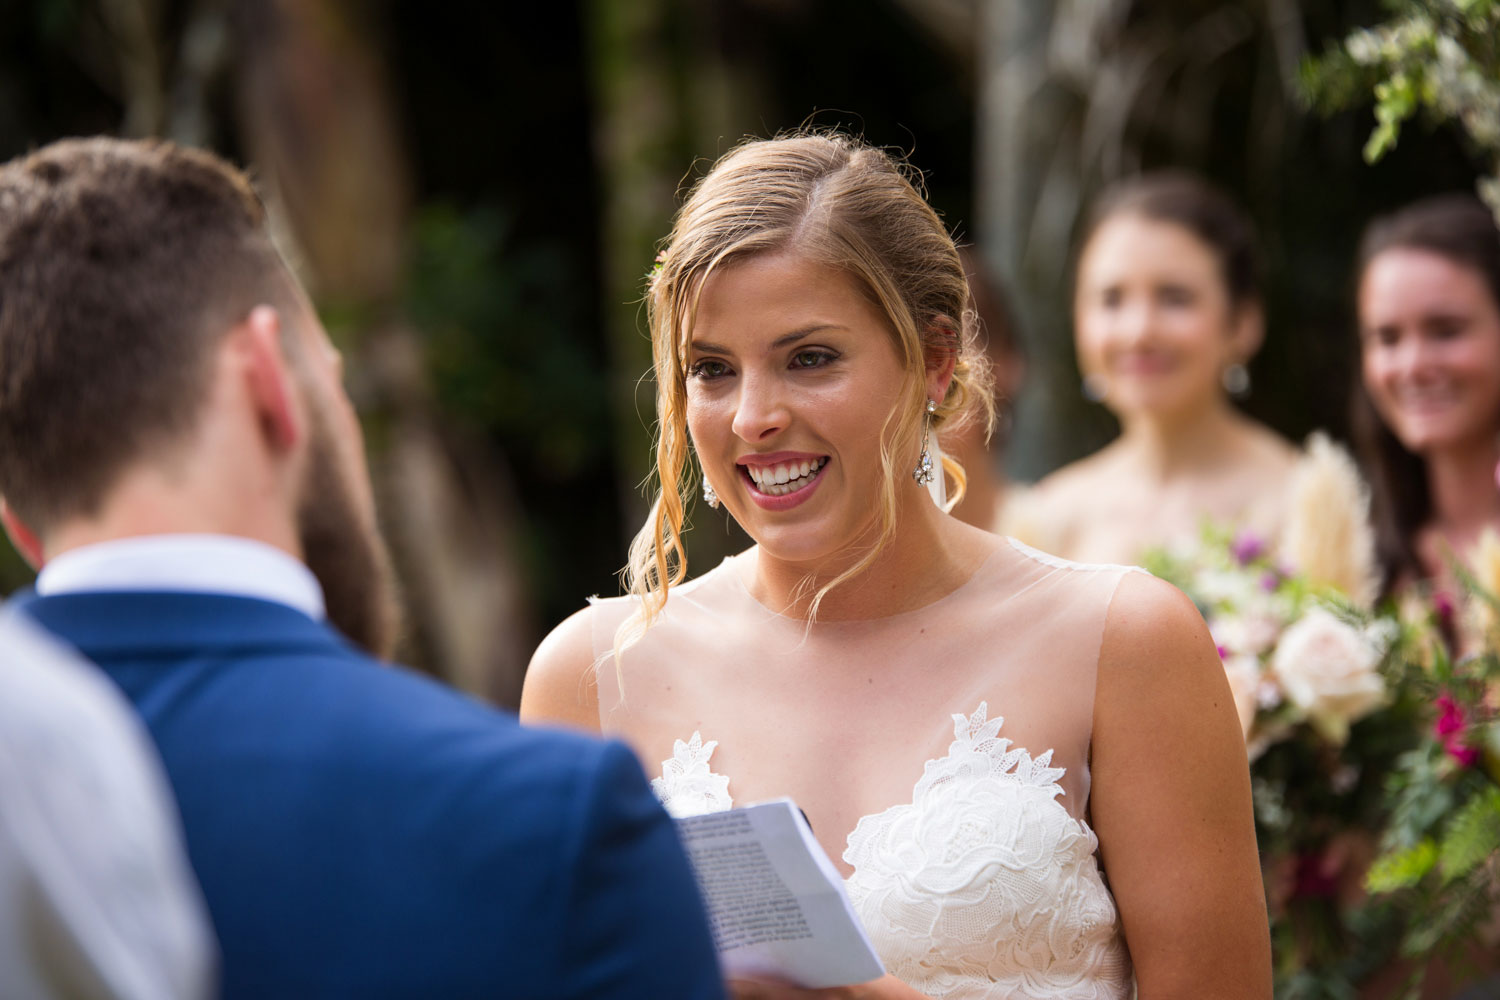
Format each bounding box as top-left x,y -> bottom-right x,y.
1352,194 -> 1500,599
1007,173 -> 1301,565
522,133 -> 1269,1000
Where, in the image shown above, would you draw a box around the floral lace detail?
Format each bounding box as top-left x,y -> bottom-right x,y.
651,705 -> 1132,999
843,703 -> 1132,999
651,732 -> 732,817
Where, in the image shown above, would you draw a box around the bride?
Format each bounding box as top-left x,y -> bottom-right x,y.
522,132 -> 1270,999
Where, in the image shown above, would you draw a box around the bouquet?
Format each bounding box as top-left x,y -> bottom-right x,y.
1361,535 -> 1500,998
1145,523 -> 1414,996
1143,436 -> 1417,995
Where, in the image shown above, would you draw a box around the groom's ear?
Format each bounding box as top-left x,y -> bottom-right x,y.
0,499 -> 44,571
234,305 -> 304,454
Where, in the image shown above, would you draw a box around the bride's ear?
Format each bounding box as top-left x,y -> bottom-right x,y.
924,315 -> 960,405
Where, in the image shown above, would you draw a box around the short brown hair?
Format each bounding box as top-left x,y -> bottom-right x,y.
0,137 -> 293,532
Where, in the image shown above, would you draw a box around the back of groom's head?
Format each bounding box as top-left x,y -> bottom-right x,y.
0,137 -> 398,657
0,138 -> 298,535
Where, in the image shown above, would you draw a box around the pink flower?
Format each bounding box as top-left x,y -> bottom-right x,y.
1435,694 -> 1481,766
1435,693 -> 1465,737
1433,590 -> 1456,632
1293,852 -> 1338,900
1445,739 -> 1480,768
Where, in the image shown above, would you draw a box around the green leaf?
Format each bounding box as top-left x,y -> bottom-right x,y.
1366,838 -> 1438,893
1438,786 -> 1500,882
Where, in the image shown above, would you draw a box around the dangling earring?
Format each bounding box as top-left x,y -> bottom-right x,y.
1081,373 -> 1108,403
702,477 -> 720,509
1221,361 -> 1251,399
913,399 -> 937,486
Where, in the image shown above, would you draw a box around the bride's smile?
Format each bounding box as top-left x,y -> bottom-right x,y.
739,453 -> 829,505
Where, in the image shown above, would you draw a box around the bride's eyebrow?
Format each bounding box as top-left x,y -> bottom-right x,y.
689,324 -> 847,357
771,324 -> 845,348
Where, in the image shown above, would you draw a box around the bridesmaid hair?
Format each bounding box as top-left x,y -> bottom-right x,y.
1352,194 -> 1500,594
1079,171 -> 1262,310
622,130 -> 994,645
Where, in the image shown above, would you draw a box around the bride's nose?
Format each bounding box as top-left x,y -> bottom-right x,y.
731,371 -> 790,442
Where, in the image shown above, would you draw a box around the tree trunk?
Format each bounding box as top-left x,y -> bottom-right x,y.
232,0 -> 533,704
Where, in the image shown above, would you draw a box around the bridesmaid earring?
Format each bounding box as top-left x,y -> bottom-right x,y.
1222,361 -> 1251,398
913,399 -> 937,486
702,478 -> 720,509
1081,373 -> 1108,403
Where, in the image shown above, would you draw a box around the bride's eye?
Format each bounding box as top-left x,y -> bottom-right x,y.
689,359 -> 732,380
790,348 -> 837,370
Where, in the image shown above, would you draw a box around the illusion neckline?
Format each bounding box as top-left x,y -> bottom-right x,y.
720,543 -> 1012,628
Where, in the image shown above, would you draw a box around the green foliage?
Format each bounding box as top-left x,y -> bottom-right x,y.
1302,0 -> 1500,219
404,203 -> 609,478
1437,784 -> 1500,882
1365,838 -> 1437,892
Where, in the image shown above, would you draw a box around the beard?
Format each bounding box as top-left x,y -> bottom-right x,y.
296,408 -> 402,661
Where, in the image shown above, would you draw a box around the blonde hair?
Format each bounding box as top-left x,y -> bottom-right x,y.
620,131 -> 994,648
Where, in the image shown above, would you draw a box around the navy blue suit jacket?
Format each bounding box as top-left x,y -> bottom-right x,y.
17,590 -> 723,1000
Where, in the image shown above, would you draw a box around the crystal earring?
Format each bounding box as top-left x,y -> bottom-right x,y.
1222,361 -> 1250,398
702,478 -> 720,509
913,399 -> 937,486
1082,373 -> 1108,403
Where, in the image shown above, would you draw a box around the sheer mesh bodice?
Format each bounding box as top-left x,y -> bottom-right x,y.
588,538 -> 1141,999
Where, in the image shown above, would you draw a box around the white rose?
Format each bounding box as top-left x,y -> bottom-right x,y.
1269,608 -> 1387,744
1212,611 -> 1283,657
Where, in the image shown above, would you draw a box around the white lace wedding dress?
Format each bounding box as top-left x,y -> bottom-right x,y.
588,539 -> 1139,999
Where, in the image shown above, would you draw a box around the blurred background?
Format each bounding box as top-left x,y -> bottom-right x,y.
0,0 -> 1484,707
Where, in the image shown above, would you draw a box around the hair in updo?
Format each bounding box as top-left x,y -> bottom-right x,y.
622,131 -> 994,637
1080,171 -> 1262,309
1351,194 -> 1500,593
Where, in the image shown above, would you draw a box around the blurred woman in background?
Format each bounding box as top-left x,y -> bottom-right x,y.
1353,194 -> 1500,602
1005,173 -> 1301,564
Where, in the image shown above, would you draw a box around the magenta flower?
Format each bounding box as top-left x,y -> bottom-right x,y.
1435,693 -> 1465,737
1433,590 -> 1456,632
1435,694 -> 1480,766
1230,531 -> 1265,565
1446,740 -> 1481,768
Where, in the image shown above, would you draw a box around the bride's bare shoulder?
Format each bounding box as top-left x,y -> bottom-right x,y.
521,606 -> 603,732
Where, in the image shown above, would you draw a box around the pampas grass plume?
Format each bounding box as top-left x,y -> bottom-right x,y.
1282,433 -> 1380,608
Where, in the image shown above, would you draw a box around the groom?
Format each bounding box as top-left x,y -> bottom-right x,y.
0,137 -> 723,999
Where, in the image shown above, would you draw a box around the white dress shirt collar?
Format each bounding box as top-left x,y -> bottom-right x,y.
36,534 -> 326,621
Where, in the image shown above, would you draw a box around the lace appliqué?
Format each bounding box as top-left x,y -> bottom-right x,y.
651,732 -> 732,818
843,703 -> 1132,999
650,705 -> 1132,999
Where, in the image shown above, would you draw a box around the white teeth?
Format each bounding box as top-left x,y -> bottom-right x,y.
743,457 -> 826,495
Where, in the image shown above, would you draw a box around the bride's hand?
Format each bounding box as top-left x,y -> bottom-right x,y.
728,974 -> 930,1000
